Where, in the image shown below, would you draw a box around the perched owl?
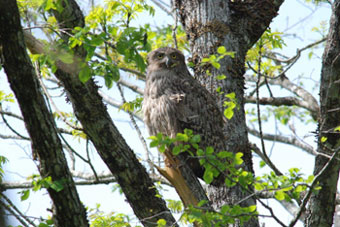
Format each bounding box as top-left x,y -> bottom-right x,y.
143,47 -> 226,179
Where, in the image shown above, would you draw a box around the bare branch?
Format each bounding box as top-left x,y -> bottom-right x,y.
245,96 -> 314,113
289,146 -> 340,226
1,172 -> 171,190
35,62 -> 83,131
248,127 -> 317,156
265,38 -> 326,64
245,74 -> 319,120
255,41 -> 283,176
150,0 -> 171,15
98,90 -> 143,121
117,79 -> 143,95
0,192 -> 36,227
116,83 -> 154,172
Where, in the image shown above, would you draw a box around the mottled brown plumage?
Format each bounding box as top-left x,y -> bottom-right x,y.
143,47 -> 226,179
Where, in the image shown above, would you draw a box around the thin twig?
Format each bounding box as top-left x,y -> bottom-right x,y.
116,83 -> 154,172
171,0 -> 178,49
255,41 -> 283,176
288,146 -> 340,226
86,138 -> 99,181
150,0 -> 171,15
0,104 -> 29,140
35,62 -> 83,131
0,192 -> 36,227
58,132 -> 99,180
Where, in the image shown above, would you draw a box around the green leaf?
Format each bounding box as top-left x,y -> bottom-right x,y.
197,200 -> 208,207
216,74 -> 227,80
225,177 -> 234,187
308,51 -> 313,59
206,146 -> 214,154
217,151 -> 232,159
295,185 -> 304,193
234,152 -> 244,165
307,175 -> 314,183
148,135 -> 158,140
254,183 -> 264,191
224,107 -> 234,119
20,190 -> 30,201
159,144 -> 166,153
334,126 -> 340,132
190,135 -> 201,144
217,46 -> 226,54
274,190 -> 285,201
203,169 -> 214,184
79,64 -> 92,83
220,204 -> 230,214
225,92 -> 236,99
172,146 -> 181,155
150,140 -> 159,148
197,149 -> 204,156
44,0 -> 54,11
321,136 -> 327,143
187,61 -> 195,67
46,219 -> 54,225
211,62 -> 220,69
248,205 -> 257,212
259,160 -> 266,168
50,180 -> 64,192
176,133 -> 188,142
157,219 -> 167,227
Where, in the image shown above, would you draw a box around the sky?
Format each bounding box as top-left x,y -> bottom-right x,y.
0,0 -> 333,226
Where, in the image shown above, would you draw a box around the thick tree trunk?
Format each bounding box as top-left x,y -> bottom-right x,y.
0,1 -> 88,226
175,0 -> 284,226
305,1 -> 340,226
43,0 -> 178,226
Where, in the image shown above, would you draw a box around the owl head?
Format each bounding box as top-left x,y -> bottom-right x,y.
147,47 -> 185,70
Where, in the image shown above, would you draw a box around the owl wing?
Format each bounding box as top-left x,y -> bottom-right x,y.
173,69 -> 226,155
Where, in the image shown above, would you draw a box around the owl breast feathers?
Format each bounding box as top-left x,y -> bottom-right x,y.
143,47 -> 226,179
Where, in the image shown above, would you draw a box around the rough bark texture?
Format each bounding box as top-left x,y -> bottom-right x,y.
305,1 -> 340,226
175,0 -> 284,226
47,0 -> 177,226
0,1 -> 88,226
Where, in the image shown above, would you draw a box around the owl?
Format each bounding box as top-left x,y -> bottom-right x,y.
143,47 -> 226,180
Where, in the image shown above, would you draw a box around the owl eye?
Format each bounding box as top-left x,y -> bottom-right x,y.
157,53 -> 164,59
170,54 -> 177,59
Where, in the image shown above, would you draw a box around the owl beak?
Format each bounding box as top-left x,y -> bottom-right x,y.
165,56 -> 172,68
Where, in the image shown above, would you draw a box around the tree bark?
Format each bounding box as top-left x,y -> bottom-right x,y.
44,0 -> 177,226
175,0 -> 284,226
305,1 -> 340,226
0,1 -> 88,226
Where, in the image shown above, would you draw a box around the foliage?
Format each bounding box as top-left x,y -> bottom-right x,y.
0,90 -> 15,103
89,204 -> 136,227
200,46 -> 235,70
246,28 -> 285,77
149,129 -> 319,225
19,175 -> 65,202
254,167 -> 319,202
120,96 -> 143,113
0,155 -> 8,180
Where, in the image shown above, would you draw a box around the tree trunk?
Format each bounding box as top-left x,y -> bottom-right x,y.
305,1 -> 340,226
43,0 -> 178,226
175,0 -> 284,226
0,1 -> 88,226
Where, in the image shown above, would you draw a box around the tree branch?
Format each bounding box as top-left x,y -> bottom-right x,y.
248,127 -> 317,156
245,96 -> 314,113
